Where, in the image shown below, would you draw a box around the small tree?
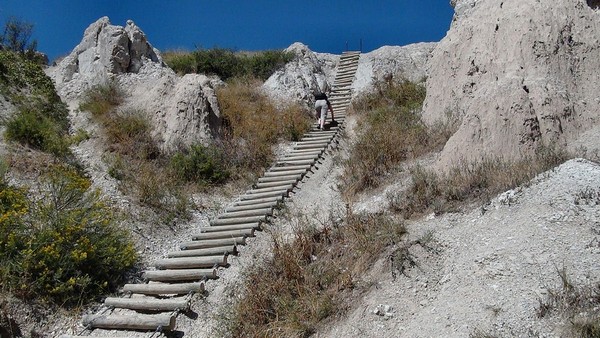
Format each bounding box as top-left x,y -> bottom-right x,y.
0,17 -> 36,53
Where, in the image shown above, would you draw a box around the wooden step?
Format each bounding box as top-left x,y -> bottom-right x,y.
218,208 -> 273,218
245,185 -> 293,195
82,313 -> 176,331
155,255 -> 228,269
200,223 -> 261,232
234,195 -> 283,206
143,268 -> 218,282
180,237 -> 246,250
257,174 -> 301,183
263,169 -> 308,177
210,216 -> 266,226
168,245 -> 237,258
226,201 -> 278,212
239,190 -> 288,200
254,179 -> 298,189
104,297 -> 190,311
191,228 -> 255,240
122,282 -> 205,295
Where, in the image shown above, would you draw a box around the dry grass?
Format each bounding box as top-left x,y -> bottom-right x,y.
538,267 -> 600,337
225,212 -> 406,337
217,78 -> 311,176
395,145 -> 571,218
342,79 -> 456,198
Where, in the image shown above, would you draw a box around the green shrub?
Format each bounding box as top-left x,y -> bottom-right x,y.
162,50 -> 197,75
1,50 -> 71,156
164,48 -> 294,81
0,165 -> 137,306
170,144 -> 229,184
5,108 -> 69,156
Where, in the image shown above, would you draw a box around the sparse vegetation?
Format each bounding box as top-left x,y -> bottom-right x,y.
397,145 -> 571,218
224,212 -> 406,337
1,50 -> 71,156
80,83 -> 189,221
216,77 -> 311,176
0,164 -> 137,306
538,267 -> 600,337
342,79 -> 455,197
163,48 -> 295,80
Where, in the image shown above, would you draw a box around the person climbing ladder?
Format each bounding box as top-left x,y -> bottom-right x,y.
314,90 -> 335,130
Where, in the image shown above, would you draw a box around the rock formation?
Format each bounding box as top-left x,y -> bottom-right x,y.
423,0 -> 600,166
263,42 -> 435,107
352,43 -> 436,95
49,17 -> 222,148
263,42 -> 335,106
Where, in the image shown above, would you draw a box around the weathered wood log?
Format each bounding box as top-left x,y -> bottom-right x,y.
295,139 -> 330,145
122,282 -> 204,295
143,268 -> 217,282
180,237 -> 245,250
257,174 -> 301,183
209,216 -> 265,226
82,313 -> 176,331
282,154 -> 319,161
200,223 -> 260,232
276,158 -> 316,165
263,169 -> 308,177
239,190 -> 288,200
168,245 -> 237,258
268,164 -> 312,171
293,144 -> 328,150
155,255 -> 227,269
191,228 -> 255,240
234,195 -> 283,206
246,186 -> 292,194
226,201 -> 279,212
104,297 -> 190,311
217,208 -> 273,218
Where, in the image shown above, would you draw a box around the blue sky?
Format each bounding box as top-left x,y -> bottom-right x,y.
0,1 -> 454,62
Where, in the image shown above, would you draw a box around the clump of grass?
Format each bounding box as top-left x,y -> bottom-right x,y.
163,48 -> 295,80
217,78 -> 311,175
397,145 -> 571,218
79,81 -> 125,117
225,213 -> 406,337
537,267 -> 600,337
0,164 -> 137,306
343,79 -> 455,197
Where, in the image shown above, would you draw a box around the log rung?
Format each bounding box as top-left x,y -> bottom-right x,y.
122,282 -> 205,295
104,296 -> 190,311
82,313 -> 176,331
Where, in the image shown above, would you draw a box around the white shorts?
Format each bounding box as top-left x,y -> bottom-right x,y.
315,100 -> 328,119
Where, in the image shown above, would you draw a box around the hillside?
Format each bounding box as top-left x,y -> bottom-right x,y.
2,0 -> 600,336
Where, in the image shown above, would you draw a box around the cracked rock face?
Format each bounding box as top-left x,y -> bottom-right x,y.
49,17 -> 222,149
423,0 -> 600,167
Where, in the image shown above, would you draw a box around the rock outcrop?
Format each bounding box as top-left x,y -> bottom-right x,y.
263,42 -> 336,106
423,0 -> 600,166
49,17 -> 222,148
264,42 -> 435,107
352,43 -> 436,95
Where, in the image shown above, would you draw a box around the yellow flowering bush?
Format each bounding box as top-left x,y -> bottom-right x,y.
0,165 -> 138,306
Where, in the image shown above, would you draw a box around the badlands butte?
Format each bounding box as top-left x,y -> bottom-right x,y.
1,0 -> 600,337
